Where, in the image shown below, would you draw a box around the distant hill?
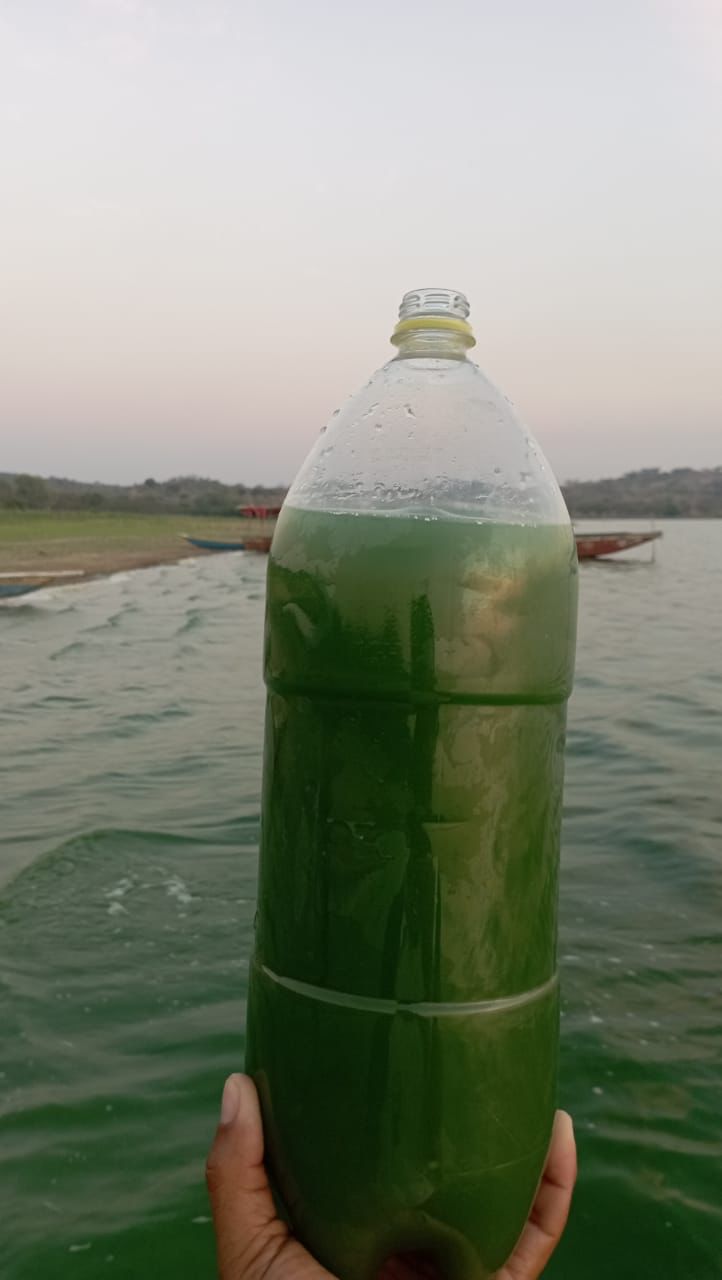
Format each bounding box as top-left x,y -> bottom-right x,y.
0,473 -> 286,516
562,467 -> 722,518
0,466 -> 720,518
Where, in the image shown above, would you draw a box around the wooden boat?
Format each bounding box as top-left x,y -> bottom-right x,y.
0,570 -> 85,600
185,513 -> 662,563
183,533 -> 275,554
239,505 -> 282,519
237,506 -> 278,552
182,535 -> 246,552
182,506 -> 281,556
575,530 -> 662,560
242,536 -> 273,552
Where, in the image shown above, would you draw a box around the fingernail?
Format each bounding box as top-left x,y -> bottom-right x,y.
220,1074 -> 242,1125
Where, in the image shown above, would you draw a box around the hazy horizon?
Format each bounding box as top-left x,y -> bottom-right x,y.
4,460 -> 722,493
2,0 -> 721,487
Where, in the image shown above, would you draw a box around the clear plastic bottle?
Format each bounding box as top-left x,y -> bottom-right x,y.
245,288 -> 578,1279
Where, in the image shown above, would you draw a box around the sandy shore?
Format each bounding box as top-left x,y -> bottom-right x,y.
0,514 -> 256,584
0,544 -> 208,580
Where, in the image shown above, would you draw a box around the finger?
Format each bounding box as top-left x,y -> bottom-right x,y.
206,1073 -> 289,1279
498,1110 -> 577,1280
206,1075 -> 336,1280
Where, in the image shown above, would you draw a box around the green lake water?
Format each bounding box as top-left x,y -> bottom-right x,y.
1,521 -> 720,1278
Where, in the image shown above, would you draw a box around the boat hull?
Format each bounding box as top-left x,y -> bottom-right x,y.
0,582 -> 46,598
187,528 -> 662,561
575,531 -> 662,560
183,536 -> 246,551
182,535 -> 273,553
0,571 -> 84,599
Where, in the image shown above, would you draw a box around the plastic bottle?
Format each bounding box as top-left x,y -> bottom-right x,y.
245,288 -> 578,1279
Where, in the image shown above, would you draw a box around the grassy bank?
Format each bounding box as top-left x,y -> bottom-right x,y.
0,511 -> 252,577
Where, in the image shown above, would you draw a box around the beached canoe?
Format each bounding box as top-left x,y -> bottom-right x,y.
0,581 -> 47,599
182,535 -> 246,552
0,570 -> 85,600
182,532 -> 273,554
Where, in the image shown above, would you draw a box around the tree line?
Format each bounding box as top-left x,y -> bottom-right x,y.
0,473 -> 287,516
1,466 -> 721,518
562,467 -> 722,518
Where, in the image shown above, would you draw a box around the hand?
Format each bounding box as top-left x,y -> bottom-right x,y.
206,1074 -> 576,1280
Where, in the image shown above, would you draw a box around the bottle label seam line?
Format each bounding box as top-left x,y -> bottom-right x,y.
259,965 -> 559,1017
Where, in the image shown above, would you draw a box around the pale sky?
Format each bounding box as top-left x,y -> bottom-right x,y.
1,0 -> 720,486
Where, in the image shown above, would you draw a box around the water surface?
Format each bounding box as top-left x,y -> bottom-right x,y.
1,523 -> 720,1278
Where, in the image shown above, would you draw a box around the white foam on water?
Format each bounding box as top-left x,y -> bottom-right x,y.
165,874 -> 192,906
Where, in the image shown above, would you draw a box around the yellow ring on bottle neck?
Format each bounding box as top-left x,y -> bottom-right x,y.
391,314 -> 476,347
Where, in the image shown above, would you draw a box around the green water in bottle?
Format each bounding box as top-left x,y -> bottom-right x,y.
246,288 -> 578,1279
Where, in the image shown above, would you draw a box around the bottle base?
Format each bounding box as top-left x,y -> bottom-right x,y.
246,962 -> 558,1280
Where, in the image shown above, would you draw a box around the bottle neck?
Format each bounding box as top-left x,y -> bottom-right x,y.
390,315 -> 475,361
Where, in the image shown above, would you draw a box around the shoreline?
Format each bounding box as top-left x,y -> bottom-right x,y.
0,513 -> 262,583
0,545 -> 212,581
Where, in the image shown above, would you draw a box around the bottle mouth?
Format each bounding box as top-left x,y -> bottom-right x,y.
398,288 -> 470,321
391,287 -> 476,351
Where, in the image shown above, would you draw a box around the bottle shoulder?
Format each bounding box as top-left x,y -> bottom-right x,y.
287,357 -> 570,527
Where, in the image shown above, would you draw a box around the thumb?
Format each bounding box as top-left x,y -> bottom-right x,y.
206,1073 -> 290,1280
